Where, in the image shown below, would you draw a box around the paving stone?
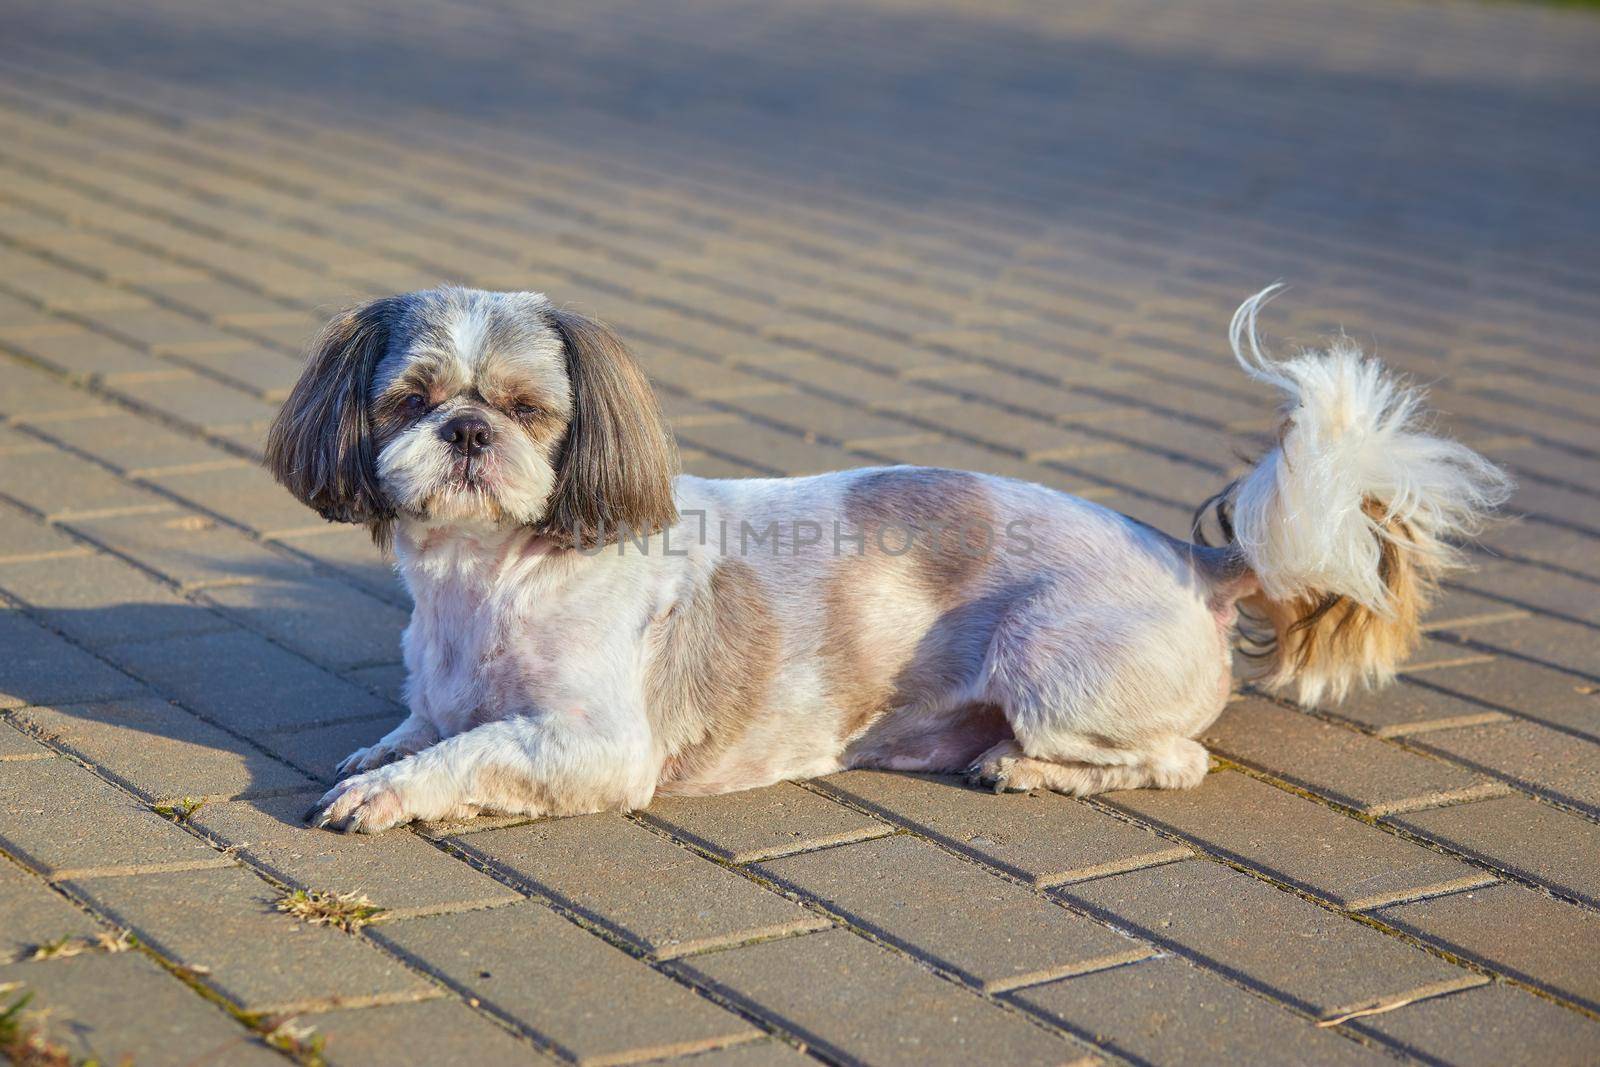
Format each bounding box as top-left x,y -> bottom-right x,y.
2,326 -> 162,378
148,462 -> 335,536
0,951 -> 283,1066
1374,883 -> 1600,1012
271,526 -> 408,604
229,314 -> 328,351
344,662 -> 407,704
677,419 -> 861,476
53,243 -> 205,287
0,550 -> 231,649
373,901 -> 757,1063
68,865 -> 433,1013
0,502 -> 85,562
1328,672 -> 1515,738
112,371 -> 280,430
1346,982 -> 1600,1067
197,577 -> 409,670
303,998 -> 551,1067
1405,719 -> 1600,817
814,771 -> 1190,886
103,628 -> 395,733
62,507 -> 312,591
864,435 -> 1055,485
0,357 -> 98,419
0,291 -> 66,334
726,390 -> 930,448
153,281 -> 301,324
649,1039 -> 816,1066
0,717 -> 52,761
0,446 -> 167,519
0,609 -> 149,709
670,928 -> 1090,1066
1203,697 -> 1509,816
27,285 -> 151,317
0,754 -> 231,877
640,782 -> 893,863
0,858 -> 98,963
253,712 -> 406,785
1386,794 -> 1600,909
1103,771 -> 1494,909
1453,558 -> 1600,629
1057,860 -> 1484,1020
189,791 -> 521,916
452,814 -> 829,958
171,344 -> 304,398
1394,657 -> 1600,741
1400,635 -> 1498,673
1011,956 -> 1387,1067
1452,616 -> 1600,681
12,697 -> 315,802
101,305 -> 251,353
27,410 -> 241,477
754,834 -> 1151,992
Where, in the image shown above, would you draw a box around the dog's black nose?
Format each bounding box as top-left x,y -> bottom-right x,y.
439,414 -> 493,458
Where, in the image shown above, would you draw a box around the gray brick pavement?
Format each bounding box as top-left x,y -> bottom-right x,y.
1,0 -> 1597,1062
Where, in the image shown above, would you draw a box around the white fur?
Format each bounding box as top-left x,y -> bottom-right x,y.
293,286 -> 1507,833
1228,285 -> 1511,612
313,469 -> 1233,830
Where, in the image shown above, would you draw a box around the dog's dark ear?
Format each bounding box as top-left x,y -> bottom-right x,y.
536,307 -> 678,547
265,297 -> 399,527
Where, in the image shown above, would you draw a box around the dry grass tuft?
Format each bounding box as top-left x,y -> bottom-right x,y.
260,1016 -> 327,1067
95,930 -> 135,954
275,889 -> 384,933
0,983 -> 72,1067
151,796 -> 208,822
26,937 -> 90,962
26,929 -> 136,962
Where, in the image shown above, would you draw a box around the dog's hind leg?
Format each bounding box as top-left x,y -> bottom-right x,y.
965,735 -> 1208,795
971,581 -> 1226,797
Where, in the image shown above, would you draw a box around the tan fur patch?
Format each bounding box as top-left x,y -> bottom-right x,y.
648,559 -> 781,783
1245,498 -> 1436,702
820,469 -> 998,738
471,762 -> 557,818
842,468 -> 995,608
818,570 -> 901,737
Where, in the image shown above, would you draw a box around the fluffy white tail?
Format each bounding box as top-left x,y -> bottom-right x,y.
1209,286 -> 1512,704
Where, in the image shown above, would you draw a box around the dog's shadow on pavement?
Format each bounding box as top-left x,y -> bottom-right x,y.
4,594 -> 409,819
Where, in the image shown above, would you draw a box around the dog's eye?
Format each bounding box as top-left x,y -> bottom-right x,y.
402,394 -> 428,415
512,402 -> 543,419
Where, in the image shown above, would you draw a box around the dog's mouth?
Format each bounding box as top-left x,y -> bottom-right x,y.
447,454 -> 492,491
414,462 -> 515,525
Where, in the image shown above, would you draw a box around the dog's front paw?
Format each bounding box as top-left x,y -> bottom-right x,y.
305,767 -> 412,833
336,743 -> 406,778
335,719 -> 440,779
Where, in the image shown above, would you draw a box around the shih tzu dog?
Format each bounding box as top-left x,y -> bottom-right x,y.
266,285 -> 1509,833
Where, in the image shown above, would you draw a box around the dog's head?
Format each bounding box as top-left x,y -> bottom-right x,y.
266,287 -> 678,547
